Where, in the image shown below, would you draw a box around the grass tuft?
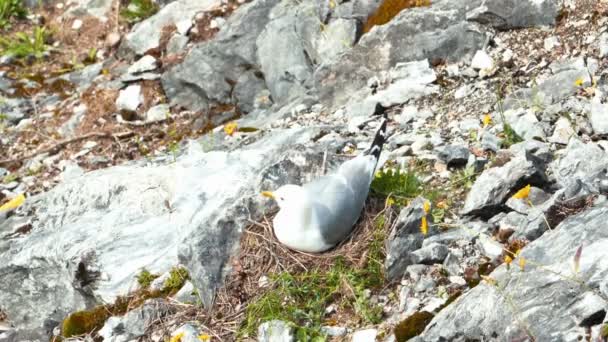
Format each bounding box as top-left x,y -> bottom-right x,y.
120,0 -> 158,24
0,0 -> 26,30
370,166 -> 422,204
0,26 -> 50,60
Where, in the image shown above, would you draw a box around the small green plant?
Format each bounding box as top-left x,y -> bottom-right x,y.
120,0 -> 158,23
241,220 -> 386,339
0,26 -> 50,59
0,0 -> 27,29
370,167 -> 422,204
163,266 -> 189,294
136,268 -> 159,288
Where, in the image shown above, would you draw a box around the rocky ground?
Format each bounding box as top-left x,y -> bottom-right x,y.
2,0 -> 608,341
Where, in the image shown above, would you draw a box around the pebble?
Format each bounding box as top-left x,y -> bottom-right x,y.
352,329 -> 377,342
116,85 -> 143,112
72,19 -> 83,30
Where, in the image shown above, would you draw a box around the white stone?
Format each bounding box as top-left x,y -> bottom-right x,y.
176,19 -> 193,35
352,329 -> 377,342
502,49 -> 514,63
116,85 -> 143,112
71,19 -> 83,30
471,50 -> 494,70
145,104 -> 170,123
548,117 -> 575,145
127,55 -> 158,74
599,32 -> 608,58
543,36 -> 560,50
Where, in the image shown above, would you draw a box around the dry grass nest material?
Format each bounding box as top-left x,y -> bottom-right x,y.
147,198 -> 397,341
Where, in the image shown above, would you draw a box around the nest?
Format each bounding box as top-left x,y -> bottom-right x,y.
146,197 -> 396,341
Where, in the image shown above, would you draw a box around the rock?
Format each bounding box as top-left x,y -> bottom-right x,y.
174,281 -> 198,304
548,116 -> 576,145
0,127 -> 337,340
55,62 -> 103,92
496,210 -> 549,241
454,84 -> 474,99
590,97 -> 608,136
470,50 -> 493,70
97,299 -> 173,341
315,2 -> 487,108
414,277 -> 436,293
65,0 -> 114,19
544,36 -> 559,50
475,233 -> 503,260
71,19 -> 83,30
352,329 -> 377,342
167,34 -> 189,54
410,243 -> 450,265
480,130 -> 501,152
315,18 -> 358,63
420,205 -> 608,341
116,84 -> 143,112
145,104 -> 170,123
256,1 -> 316,104
58,104 -> 87,138
320,326 -> 349,337
599,32 -> 608,58
385,197 -> 430,281
550,138 -> 608,189
122,0 -> 222,55
436,145 -> 470,168
466,0 -> 560,29
127,55 -> 158,75
462,151 -> 547,217
175,19 -> 193,35
106,32 -> 121,48
257,320 -> 294,342
503,108 -> 546,141
161,0 -> 278,113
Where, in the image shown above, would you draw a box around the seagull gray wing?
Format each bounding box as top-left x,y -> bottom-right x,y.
303,154 -> 378,245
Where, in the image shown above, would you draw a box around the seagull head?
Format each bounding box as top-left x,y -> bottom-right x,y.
261,184 -> 306,208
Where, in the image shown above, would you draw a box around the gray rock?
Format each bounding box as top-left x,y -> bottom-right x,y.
497,210 -> 549,242
480,130 -> 501,152
414,277 -> 436,293
64,0 -> 114,19
122,0 -> 222,55
550,138 -> 608,189
314,4 -> 487,108
385,197 -> 430,281
420,205 -> 608,341
410,243 -> 450,265
98,299 -> 173,341
466,0 -> 560,29
475,233 -> 503,260
590,97 -> 608,136
258,320 -> 294,342
320,325 -> 348,337
167,34 -> 189,55
256,1 -> 316,104
436,145 -> 470,168
503,108 -> 546,141
549,116 -> 576,145
58,104 -> 87,138
315,18 -> 358,63
145,104 -> 170,123
161,0 -> 278,113
127,55 -> 158,74
0,127 -> 337,340
462,151 -> 547,217
544,36 -> 560,50
54,62 -> 103,92
116,84 -> 143,112
174,281 -> 199,304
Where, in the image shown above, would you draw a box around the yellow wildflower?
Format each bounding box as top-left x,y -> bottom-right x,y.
420,216 -> 428,235
198,334 -> 211,341
423,201 -> 431,214
329,0 -> 336,9
386,196 -> 395,207
518,256 -> 526,271
223,121 -> 238,136
169,332 -> 184,342
512,184 -> 531,200
574,78 -> 584,87
0,193 -> 25,212
504,255 -> 513,265
482,114 -> 492,127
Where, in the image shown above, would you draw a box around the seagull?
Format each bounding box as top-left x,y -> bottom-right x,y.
261,110 -> 388,253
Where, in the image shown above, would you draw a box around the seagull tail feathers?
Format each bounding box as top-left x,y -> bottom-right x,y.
366,103 -> 388,161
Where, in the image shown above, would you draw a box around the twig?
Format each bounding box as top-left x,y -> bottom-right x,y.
0,131 -> 134,166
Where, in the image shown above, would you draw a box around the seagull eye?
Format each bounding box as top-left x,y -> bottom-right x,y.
280,197 -> 284,201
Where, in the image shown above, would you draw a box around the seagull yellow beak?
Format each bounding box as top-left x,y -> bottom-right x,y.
261,191 -> 275,199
